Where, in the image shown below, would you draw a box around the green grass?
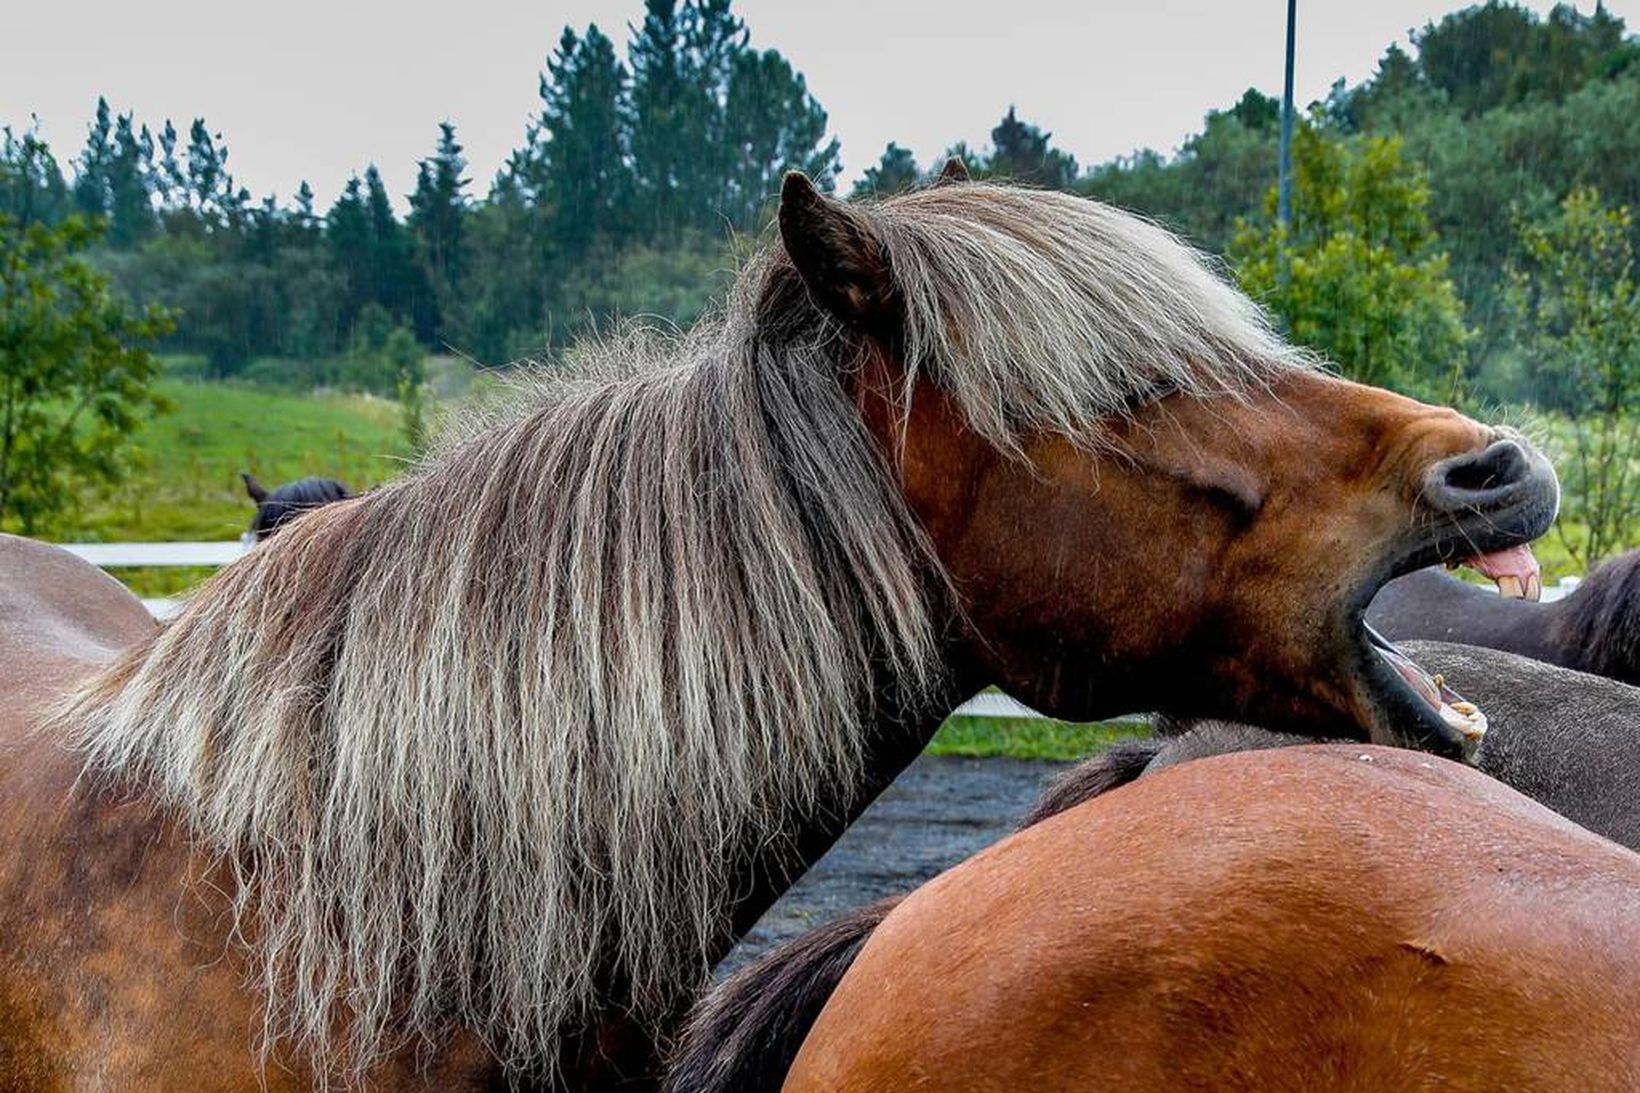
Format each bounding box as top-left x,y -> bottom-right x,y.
928,715 -> 1150,761
52,377 -> 413,596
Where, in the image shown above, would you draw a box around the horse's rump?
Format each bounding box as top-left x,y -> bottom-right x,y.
782,747 -> 1640,1092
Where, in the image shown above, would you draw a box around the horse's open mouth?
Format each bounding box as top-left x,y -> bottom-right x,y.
1355,542 -> 1540,757
1368,625 -> 1487,743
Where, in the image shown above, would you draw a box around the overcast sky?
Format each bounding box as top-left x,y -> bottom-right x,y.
4,0 -> 1632,210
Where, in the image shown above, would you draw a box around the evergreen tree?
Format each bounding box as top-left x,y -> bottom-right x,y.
327,174 -> 374,325
72,97 -> 114,221
185,119 -> 233,220
105,112 -> 155,246
628,0 -> 694,237
987,106 -> 1077,189
0,123 -> 69,226
153,120 -> 187,211
682,0 -> 747,210
852,143 -> 921,198
536,25 -> 632,252
722,48 -> 841,226
408,121 -> 470,291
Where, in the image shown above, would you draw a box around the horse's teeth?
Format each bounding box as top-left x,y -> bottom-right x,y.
1440,701 -> 1488,742
1496,575 -> 1525,600
1525,573 -> 1542,602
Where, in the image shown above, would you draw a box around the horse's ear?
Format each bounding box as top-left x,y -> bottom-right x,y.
936,156 -> 971,185
778,172 -> 896,333
242,472 -> 268,504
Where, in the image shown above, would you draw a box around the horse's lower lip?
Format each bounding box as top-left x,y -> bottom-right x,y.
1366,625 -> 1487,743
1355,621 -> 1484,759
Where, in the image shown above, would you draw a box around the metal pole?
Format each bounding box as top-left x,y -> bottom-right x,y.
1278,0 -> 1298,230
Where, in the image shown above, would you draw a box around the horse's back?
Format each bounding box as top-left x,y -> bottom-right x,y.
0,533 -> 154,706
786,746 -> 1640,1092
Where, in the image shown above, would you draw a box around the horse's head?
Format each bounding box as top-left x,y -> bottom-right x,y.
244,473 -> 351,541
777,173 -> 1557,759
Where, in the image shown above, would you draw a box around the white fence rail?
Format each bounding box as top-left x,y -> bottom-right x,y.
59,540 -> 1585,719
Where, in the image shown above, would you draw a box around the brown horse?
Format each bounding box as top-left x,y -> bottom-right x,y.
679,748 -> 1640,1093
1367,554 -> 1640,685
1,166 -> 1557,1089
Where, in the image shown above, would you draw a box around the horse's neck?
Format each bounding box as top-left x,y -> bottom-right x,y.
717,665 -> 972,955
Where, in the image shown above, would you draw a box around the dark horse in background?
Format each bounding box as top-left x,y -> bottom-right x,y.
1368,554 -> 1640,686
0,166 -> 1558,1089
242,472 -> 351,540
669,641 -> 1640,1093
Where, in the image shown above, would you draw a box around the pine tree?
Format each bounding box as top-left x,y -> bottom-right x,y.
153,120 -> 186,211
327,174 -> 373,323
363,165 -> 426,332
537,25 -> 632,253
1,123 -> 70,226
628,0 -> 693,238
105,112 -> 155,246
73,97 -> 114,221
988,106 -> 1077,190
185,119 -> 234,221
853,143 -> 920,197
408,121 -> 470,289
683,0 -> 747,213
722,48 -> 840,227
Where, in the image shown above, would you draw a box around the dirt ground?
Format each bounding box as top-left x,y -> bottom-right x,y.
720,754 -> 1067,974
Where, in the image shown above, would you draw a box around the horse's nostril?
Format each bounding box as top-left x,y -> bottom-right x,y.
1428,440 -> 1534,508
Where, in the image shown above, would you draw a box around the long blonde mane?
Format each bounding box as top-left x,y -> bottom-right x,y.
65,183 -> 1305,1078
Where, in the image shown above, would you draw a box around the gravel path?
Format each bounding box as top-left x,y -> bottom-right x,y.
720,754 -> 1068,974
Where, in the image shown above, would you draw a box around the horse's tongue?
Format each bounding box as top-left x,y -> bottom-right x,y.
1462,543 -> 1541,601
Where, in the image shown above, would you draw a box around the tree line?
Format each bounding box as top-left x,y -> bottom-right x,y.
1,0 -> 843,380
7,0 -> 1640,554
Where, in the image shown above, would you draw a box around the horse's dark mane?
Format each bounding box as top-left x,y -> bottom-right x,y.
270,476 -> 351,508
1555,549 -> 1640,685
1018,737 -> 1164,828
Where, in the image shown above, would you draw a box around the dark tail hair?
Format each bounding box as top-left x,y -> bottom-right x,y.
1017,735 -> 1165,828
1557,548 -> 1640,686
664,898 -> 899,1093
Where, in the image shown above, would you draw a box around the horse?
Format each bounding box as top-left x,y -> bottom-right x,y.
670,746 -> 1640,1093
1366,553 -> 1640,685
0,164 -> 1559,1089
1064,639 -> 1640,848
242,472 -> 352,540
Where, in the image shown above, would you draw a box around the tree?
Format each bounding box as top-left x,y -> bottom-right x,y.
0,123 -> 70,226
409,121 -> 471,342
721,47 -> 841,227
185,119 -> 237,222
852,143 -> 921,198
628,0 -> 695,238
0,215 -> 171,532
1506,187 -> 1640,566
1228,126 -> 1469,398
1080,95 -> 1277,250
534,25 -> 633,253
986,107 -> 1078,190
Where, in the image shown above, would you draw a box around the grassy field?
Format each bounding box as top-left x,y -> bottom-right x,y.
51,377 -> 414,595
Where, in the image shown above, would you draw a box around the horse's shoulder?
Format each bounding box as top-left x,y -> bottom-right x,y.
0,534 -> 155,684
